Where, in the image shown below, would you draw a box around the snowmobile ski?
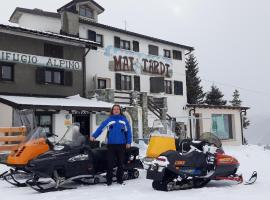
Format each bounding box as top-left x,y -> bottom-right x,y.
0,171 -> 8,178
244,171 -> 257,185
3,170 -> 33,187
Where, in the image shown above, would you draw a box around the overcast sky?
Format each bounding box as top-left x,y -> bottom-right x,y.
0,0 -> 270,143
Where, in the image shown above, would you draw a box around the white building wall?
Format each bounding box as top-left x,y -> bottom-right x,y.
195,108 -> 242,146
80,24 -> 188,118
0,103 -> 12,127
18,13 -> 61,33
14,11 -> 189,130
53,111 -> 72,141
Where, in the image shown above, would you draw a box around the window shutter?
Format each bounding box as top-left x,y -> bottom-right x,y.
134,76 -> 140,91
150,77 -> 164,93
133,41 -> 140,52
174,81 -> 183,95
149,45 -> 159,56
88,30 -> 97,42
173,50 -> 182,60
114,36 -> 121,48
115,73 -> 122,90
64,71 -> 73,86
36,68 -> 45,84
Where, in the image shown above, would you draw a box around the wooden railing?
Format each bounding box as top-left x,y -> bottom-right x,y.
114,91 -> 142,106
0,127 -> 27,152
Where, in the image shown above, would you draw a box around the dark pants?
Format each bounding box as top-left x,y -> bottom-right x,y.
106,144 -> 126,183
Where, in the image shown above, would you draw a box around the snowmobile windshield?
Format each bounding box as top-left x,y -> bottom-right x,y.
23,127 -> 47,143
150,120 -> 175,136
199,132 -> 222,148
57,124 -> 86,147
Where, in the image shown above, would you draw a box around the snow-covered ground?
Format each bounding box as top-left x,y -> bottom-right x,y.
1,145 -> 270,200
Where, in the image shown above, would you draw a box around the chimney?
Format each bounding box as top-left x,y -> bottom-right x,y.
60,10 -> 79,37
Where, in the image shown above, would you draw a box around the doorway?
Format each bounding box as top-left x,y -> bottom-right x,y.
73,114 -> 90,136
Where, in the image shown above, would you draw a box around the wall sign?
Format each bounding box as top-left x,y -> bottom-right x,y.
0,50 -> 82,71
105,46 -> 173,77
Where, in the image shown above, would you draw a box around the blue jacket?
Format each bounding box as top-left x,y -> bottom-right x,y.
92,115 -> 132,144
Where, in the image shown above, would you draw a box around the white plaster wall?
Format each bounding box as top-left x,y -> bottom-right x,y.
195,108 -> 242,146
18,13 -> 61,33
80,24 -> 188,118
0,103 -> 12,127
53,111 -> 72,141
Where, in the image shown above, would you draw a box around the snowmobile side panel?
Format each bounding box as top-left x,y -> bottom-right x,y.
7,138 -> 49,166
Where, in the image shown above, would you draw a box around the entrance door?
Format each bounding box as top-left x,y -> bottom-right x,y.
73,114 -> 90,136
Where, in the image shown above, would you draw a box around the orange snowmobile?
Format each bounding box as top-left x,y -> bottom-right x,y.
0,127 -> 55,187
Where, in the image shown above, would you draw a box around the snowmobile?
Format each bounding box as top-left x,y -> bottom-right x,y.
146,132 -> 257,191
1,127 -> 55,187
25,124 -> 143,193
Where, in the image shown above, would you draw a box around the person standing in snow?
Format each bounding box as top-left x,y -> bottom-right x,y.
90,105 -> 132,185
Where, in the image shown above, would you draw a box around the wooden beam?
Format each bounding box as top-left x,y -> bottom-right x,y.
0,136 -> 25,142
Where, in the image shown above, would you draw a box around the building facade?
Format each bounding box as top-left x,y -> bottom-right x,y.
0,23 -> 100,138
0,0 -> 248,145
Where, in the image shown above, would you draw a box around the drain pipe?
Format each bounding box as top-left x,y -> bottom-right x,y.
189,106 -> 196,139
240,109 -> 247,145
82,46 -> 92,98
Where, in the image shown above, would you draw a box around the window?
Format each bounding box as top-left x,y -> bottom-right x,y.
44,69 -> 63,85
36,113 -> 52,133
44,43 -> 63,59
114,36 -> 130,50
133,41 -> 140,52
149,45 -> 159,56
120,40 -> 131,50
164,80 -> 172,94
79,6 -> 93,18
88,30 -> 96,42
96,34 -> 104,46
174,81 -> 183,95
173,50 -> 182,60
212,114 -> 233,140
164,49 -> 171,58
98,78 -> 107,89
0,64 -> 13,81
150,77 -> 165,93
115,73 -> 132,90
36,69 -> 72,86
134,76 -> 140,91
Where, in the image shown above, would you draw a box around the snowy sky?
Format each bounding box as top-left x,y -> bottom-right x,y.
0,0 -> 269,143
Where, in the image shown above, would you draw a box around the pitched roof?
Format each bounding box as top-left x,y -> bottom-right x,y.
0,23 -> 99,47
9,7 -> 194,51
80,19 -> 194,51
57,0 -> 105,13
0,95 -> 113,112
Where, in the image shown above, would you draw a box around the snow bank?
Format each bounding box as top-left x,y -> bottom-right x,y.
0,145 -> 270,200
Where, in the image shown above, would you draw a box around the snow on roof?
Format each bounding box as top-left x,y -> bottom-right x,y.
0,24 -> 100,46
0,95 -> 114,111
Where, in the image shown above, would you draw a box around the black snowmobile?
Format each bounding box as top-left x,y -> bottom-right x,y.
25,124 -> 143,193
146,133 -> 257,191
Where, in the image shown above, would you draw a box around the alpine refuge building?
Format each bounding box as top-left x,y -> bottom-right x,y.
0,0 -> 248,145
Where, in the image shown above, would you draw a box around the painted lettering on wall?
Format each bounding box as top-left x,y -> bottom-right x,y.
105,45 -> 173,77
0,50 -> 82,71
113,55 -> 171,77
